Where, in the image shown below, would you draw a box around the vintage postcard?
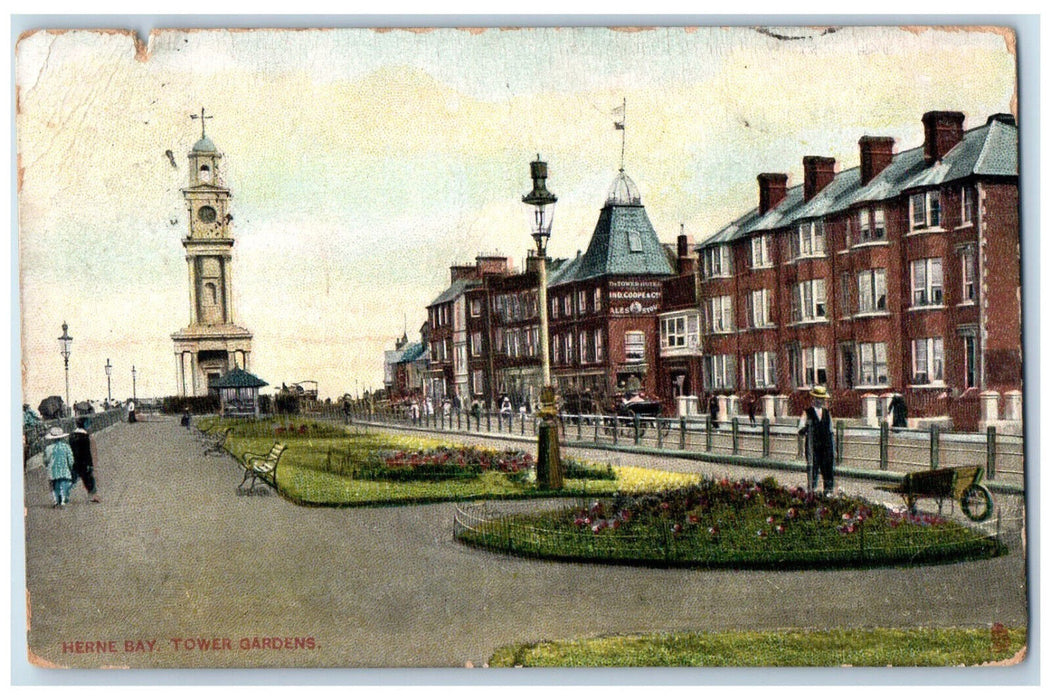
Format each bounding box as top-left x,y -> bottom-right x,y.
15,23 -> 1029,674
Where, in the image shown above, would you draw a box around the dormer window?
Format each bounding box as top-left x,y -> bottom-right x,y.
627,231 -> 643,252
792,220 -> 826,259
702,245 -> 731,279
910,190 -> 942,231
961,185 -> 977,225
750,234 -> 772,268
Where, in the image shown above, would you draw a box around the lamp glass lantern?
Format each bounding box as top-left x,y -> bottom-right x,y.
522,157 -> 557,257
58,321 -> 72,416
104,358 -> 113,404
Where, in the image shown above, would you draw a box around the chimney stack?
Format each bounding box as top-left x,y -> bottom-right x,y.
450,264 -> 476,283
757,173 -> 788,215
922,111 -> 965,164
858,136 -> 895,185
676,227 -> 696,276
802,157 -> 836,202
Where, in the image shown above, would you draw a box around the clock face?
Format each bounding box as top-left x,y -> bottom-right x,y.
198,206 -> 217,223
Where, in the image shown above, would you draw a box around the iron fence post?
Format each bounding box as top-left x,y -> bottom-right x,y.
929,424 -> 940,470
879,423 -> 889,471
986,426 -> 997,479
835,420 -> 844,466
705,415 -> 712,452
731,417 -> 739,455
633,413 -> 640,445
679,417 -> 686,451
762,418 -> 770,458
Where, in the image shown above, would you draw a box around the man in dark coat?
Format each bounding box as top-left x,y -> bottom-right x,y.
707,394 -> 720,430
798,386 -> 835,496
69,416 -> 101,503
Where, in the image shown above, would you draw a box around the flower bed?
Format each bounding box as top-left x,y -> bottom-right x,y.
218,427 -> 692,507
455,476 -> 1005,569
324,446 -> 618,483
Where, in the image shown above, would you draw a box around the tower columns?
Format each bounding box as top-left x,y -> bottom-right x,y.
186,256 -> 198,325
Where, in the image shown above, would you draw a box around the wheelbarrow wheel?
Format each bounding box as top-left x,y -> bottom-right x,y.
961,484 -> 994,522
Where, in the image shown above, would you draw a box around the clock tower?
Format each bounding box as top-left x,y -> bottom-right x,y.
171,109 -> 254,396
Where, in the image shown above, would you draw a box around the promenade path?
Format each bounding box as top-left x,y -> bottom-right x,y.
22,417 -> 1028,669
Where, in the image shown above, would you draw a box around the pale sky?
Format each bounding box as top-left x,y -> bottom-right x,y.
15,25 -> 1017,405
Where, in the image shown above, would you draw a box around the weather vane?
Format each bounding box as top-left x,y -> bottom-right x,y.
190,107 -> 213,139
613,97 -> 627,171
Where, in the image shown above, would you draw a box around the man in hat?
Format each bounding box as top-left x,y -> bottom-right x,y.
797,386 -> 836,496
44,426 -> 74,508
69,416 -> 101,503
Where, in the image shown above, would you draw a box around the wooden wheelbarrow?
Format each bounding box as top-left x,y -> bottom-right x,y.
877,465 -> 994,522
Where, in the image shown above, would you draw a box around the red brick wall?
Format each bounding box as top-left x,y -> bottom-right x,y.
981,182 -> 1022,390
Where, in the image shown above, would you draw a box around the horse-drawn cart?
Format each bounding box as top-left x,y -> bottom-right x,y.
877,466 -> 994,522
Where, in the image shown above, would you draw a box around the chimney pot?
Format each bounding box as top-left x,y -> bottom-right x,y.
757,173 -> 789,215
802,156 -> 836,202
922,111 -> 966,164
858,136 -> 896,186
987,113 -> 1016,126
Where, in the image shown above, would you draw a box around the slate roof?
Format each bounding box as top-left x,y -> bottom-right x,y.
428,277 -> 478,307
551,171 -> 674,286
698,116 -> 1018,250
397,341 -> 426,364
212,367 -> 268,389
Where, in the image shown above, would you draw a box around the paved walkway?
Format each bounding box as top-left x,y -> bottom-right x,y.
22,418 -> 1028,669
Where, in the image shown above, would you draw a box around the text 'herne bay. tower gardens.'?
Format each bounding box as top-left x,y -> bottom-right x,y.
171,109 -> 253,396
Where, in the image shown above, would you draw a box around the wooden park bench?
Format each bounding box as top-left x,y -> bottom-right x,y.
238,442 -> 286,492
877,465 -> 993,522
201,427 -> 233,457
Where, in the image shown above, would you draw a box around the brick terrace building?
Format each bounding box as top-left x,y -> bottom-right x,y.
484,252 -> 574,410
547,170 -> 675,405
425,256 -> 511,406
656,232 -> 702,416
695,111 -> 1019,430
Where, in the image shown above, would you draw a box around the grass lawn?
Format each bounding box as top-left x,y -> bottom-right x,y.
209,419 -> 701,507
488,626 -> 1027,667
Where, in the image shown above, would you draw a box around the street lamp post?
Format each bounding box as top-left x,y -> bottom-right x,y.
523,156 -> 564,490
132,365 -> 137,402
58,322 -> 72,417
105,358 -> 112,406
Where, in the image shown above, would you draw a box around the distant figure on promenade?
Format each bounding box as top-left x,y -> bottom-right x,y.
410,399 -> 420,425
425,398 -> 434,418
44,426 -> 74,508
708,394 -> 720,430
69,417 -> 101,503
746,394 -> 758,426
452,393 -> 462,414
798,386 -> 835,496
500,395 -> 513,418
127,399 -> 137,423
887,393 -> 908,430
181,408 -> 192,429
